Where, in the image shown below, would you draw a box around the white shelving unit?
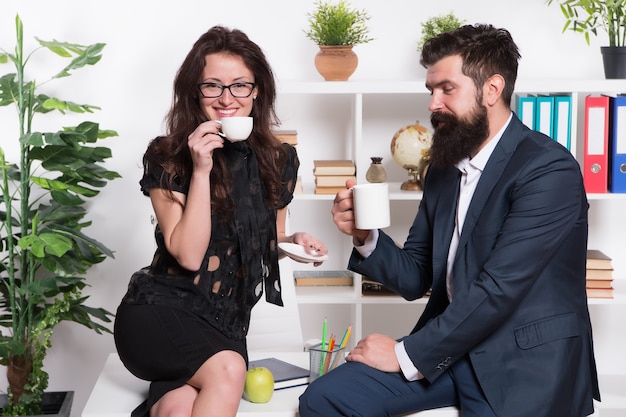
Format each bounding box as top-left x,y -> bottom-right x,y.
276,80 -> 626,396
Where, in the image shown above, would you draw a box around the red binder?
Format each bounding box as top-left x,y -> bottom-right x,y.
583,95 -> 610,193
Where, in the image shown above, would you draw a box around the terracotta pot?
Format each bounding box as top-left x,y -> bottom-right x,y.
314,45 -> 358,81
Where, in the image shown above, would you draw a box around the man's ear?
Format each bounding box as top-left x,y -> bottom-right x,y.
483,74 -> 505,107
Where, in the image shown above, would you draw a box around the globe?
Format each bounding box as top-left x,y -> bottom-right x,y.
390,121 -> 433,190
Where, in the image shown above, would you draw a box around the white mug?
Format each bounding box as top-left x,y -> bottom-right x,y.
220,116 -> 253,142
352,183 -> 390,230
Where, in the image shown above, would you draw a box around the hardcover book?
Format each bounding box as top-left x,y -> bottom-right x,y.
315,175 -> 357,187
248,357 -> 310,390
586,279 -> 614,289
586,249 -> 613,270
361,277 -> 397,296
314,186 -> 348,195
586,287 -> 614,299
313,160 -> 356,176
585,268 -> 613,280
273,129 -> 298,145
294,270 -> 354,286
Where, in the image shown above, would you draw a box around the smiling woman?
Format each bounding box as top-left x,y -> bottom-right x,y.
112,25 -> 327,417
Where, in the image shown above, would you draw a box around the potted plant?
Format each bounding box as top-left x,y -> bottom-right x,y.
0,15 -> 119,416
304,0 -> 373,81
417,12 -> 466,50
547,0 -> 626,78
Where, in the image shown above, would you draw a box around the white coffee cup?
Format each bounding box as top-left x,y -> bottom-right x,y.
220,116 -> 253,142
352,183 -> 391,230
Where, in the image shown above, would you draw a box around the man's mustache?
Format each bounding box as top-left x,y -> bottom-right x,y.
430,111 -> 457,129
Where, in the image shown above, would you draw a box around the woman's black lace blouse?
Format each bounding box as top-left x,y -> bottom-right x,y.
122,138 -> 299,340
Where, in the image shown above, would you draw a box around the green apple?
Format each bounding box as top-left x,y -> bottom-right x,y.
243,366 -> 274,403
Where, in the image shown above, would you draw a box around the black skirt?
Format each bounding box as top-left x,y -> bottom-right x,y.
113,302 -> 248,417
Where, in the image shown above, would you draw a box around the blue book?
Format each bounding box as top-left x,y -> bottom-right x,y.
248,357 -> 310,390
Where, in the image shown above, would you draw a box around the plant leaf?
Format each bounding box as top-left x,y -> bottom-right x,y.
18,232 -> 73,258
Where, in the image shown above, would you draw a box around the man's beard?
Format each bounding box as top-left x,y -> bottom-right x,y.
427,102 -> 490,167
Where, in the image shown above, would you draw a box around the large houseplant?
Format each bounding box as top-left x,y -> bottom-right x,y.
304,0 -> 373,81
0,15 -> 119,415
547,0 -> 626,78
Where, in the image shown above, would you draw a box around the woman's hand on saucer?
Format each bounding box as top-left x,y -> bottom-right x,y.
290,232 -> 328,266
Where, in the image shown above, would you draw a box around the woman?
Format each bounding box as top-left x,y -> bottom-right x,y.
114,26 -> 327,417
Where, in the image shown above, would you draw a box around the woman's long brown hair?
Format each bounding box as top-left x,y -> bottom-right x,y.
145,26 -> 288,216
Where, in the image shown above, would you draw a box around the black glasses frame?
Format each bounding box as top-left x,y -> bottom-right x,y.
197,82 -> 256,98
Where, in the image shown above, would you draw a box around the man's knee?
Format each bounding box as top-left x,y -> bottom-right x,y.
299,377 -> 333,417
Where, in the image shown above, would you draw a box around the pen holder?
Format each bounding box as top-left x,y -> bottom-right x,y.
308,343 -> 346,382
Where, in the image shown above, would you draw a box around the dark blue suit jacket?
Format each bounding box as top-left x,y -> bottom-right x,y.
349,115 -> 600,417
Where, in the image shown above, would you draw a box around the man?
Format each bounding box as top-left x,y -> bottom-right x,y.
299,24 -> 600,417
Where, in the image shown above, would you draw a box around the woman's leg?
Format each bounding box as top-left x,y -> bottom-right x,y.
150,384 -> 197,417
299,360 -> 458,417
152,350 -> 246,417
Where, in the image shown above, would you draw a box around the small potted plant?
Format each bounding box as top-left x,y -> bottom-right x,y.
547,0 -> 626,78
304,0 -> 373,81
0,15 -> 119,416
417,12 -> 466,50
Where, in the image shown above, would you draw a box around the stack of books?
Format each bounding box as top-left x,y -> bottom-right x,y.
313,160 -> 356,194
273,129 -> 298,146
586,249 -> 614,298
294,270 -> 354,286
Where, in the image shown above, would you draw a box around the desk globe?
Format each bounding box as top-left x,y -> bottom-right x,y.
390,121 -> 432,190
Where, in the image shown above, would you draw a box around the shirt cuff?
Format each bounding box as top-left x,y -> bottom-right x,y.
354,229 -> 379,258
395,340 -> 423,381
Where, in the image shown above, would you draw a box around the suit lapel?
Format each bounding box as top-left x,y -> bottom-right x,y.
455,116 -> 525,260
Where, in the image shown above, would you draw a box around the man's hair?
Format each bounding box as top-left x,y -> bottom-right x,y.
420,24 -> 521,107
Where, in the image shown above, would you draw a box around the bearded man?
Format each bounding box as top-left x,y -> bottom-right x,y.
299,23 -> 600,417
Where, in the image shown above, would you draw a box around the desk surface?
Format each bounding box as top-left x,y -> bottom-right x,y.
82,352 -> 309,417
82,350 -> 624,417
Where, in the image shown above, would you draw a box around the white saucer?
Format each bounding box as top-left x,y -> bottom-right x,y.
278,242 -> 328,263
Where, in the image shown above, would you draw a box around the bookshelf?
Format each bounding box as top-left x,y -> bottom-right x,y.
275,79 -> 626,385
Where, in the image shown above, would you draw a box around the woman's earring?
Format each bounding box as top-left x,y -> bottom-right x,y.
253,96 -> 257,100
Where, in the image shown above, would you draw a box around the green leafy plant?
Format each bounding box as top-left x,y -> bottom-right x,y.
547,0 -> 626,46
304,0 -> 373,46
0,15 -> 119,415
417,12 -> 466,50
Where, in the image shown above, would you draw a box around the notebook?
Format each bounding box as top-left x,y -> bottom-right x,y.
248,357 -> 310,390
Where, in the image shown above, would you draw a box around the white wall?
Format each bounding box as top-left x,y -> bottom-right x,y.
0,1 -> 618,415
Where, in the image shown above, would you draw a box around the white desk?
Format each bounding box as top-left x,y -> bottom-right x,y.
82,352 -> 462,417
82,352 -> 312,417
82,352 -> 147,417
82,352 -> 624,417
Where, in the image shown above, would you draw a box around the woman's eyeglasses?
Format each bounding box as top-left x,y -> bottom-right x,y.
197,82 -> 256,98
